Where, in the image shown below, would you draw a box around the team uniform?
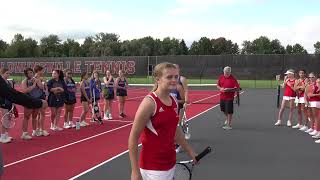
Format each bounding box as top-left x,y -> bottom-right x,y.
64,79 -> 77,105
139,92 -> 179,180
217,75 -> 240,114
80,80 -> 91,102
0,80 -> 13,110
26,78 -> 45,101
308,82 -> 320,108
296,78 -> 308,104
47,79 -> 66,108
103,77 -> 115,100
90,79 -> 102,102
116,78 -> 127,97
283,79 -> 296,101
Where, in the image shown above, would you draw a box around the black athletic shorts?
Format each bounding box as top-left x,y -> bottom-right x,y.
220,99 -> 234,114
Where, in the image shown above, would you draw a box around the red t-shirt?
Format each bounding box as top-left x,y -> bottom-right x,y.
139,92 -> 179,170
283,79 -> 296,97
297,78 -> 308,98
217,75 -> 240,100
308,82 -> 320,102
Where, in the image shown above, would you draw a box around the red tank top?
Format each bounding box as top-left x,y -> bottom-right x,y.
297,78 -> 308,97
139,92 -> 179,170
284,79 -> 296,97
309,82 -> 320,102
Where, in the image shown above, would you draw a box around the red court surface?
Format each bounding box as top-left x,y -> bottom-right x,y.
2,87 -> 219,180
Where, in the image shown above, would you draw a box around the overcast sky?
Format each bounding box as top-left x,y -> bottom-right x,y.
1,0 -> 319,52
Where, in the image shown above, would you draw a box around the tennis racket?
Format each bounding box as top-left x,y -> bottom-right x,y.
181,105 -> 191,140
92,89 -> 103,125
1,105 -> 18,129
276,75 -> 281,108
174,146 -> 212,180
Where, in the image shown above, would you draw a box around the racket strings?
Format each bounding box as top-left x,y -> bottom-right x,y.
173,164 -> 191,180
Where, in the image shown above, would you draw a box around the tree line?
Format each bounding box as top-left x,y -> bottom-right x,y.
0,33 -> 320,58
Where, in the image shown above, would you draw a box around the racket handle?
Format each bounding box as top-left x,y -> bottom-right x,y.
195,146 -> 212,162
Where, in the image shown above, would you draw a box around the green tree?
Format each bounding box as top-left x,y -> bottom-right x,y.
61,39 -> 81,57
314,41 -> 320,54
285,45 -> 293,54
270,39 -> 285,54
94,33 -> 121,56
81,36 -> 95,57
251,36 -> 272,54
40,34 -> 62,57
292,43 -> 308,54
189,41 -> 200,55
179,39 -> 189,55
211,37 -> 239,54
0,39 -> 9,57
241,40 -> 253,54
5,34 -> 40,57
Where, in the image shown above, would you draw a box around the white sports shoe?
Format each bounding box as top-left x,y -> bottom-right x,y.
63,122 -> 71,129
305,128 -> 314,133
299,126 -> 308,131
80,121 -> 89,126
223,125 -> 232,130
274,120 -> 281,126
309,130 -> 318,136
21,132 -> 32,140
68,121 -> 76,128
315,139 -> 320,143
0,134 -> 11,143
312,132 -> 320,139
108,114 -> 113,120
292,124 -> 302,129
287,121 -> 292,127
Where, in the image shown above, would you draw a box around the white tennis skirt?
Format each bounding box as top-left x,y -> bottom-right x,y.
140,166 -> 175,180
297,97 -> 305,104
283,96 -> 295,101
309,101 -> 320,108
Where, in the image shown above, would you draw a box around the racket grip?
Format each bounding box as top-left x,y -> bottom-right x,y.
195,146 -> 212,162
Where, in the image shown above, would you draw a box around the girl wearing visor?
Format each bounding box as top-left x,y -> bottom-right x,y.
275,69 -> 296,126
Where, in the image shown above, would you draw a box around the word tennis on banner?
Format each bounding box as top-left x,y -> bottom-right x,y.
0,60 -> 136,75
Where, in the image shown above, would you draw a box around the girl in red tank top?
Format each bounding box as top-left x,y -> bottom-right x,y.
292,70 -> 309,129
306,75 -> 320,139
128,62 -> 197,180
275,69 -> 296,127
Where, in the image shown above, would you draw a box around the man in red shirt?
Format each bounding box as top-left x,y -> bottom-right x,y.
217,66 -> 240,130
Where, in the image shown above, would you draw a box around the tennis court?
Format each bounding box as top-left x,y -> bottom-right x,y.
2,84 -> 219,180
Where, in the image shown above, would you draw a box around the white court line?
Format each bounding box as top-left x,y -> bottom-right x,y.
4,123 -> 133,168
7,92 -> 222,169
190,94 -> 220,104
69,98 -> 222,180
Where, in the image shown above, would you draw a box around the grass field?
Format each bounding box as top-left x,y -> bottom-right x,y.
9,75 -> 279,88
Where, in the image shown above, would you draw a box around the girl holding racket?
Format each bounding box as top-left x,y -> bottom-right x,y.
90,71 -> 102,123
48,70 -> 66,131
292,69 -> 309,129
275,69 -> 296,126
103,70 -> 115,120
63,69 -> 77,128
303,73 -> 317,134
115,70 -> 128,118
129,62 -> 196,180
79,72 -> 91,126
0,68 -> 14,143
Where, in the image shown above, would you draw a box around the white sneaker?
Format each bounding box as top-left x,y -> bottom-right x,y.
63,122 -> 71,129
274,120 -> 281,126
5,132 -> 13,141
68,121 -> 76,128
315,139 -> 320,143
53,126 -> 63,131
305,128 -> 314,133
223,125 -> 232,130
224,120 -> 227,125
103,114 -> 109,120
0,135 -> 11,143
292,124 -> 302,129
50,123 -> 55,130
21,132 -> 32,140
80,121 -> 88,127
41,130 -> 50,136
299,125 -> 308,131
312,132 -> 320,139
309,130 -> 318,136
287,121 -> 292,127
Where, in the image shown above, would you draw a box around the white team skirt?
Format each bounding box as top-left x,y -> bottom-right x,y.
140,166 -> 175,180
283,96 -> 295,101
309,101 -> 320,108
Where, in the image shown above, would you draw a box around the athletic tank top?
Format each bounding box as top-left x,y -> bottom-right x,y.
65,78 -> 76,101
117,78 -> 126,88
139,92 -> 179,171
297,78 -> 308,98
26,78 -> 43,98
81,80 -> 91,99
309,82 -> 320,102
284,79 -> 296,97
105,77 -> 114,90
